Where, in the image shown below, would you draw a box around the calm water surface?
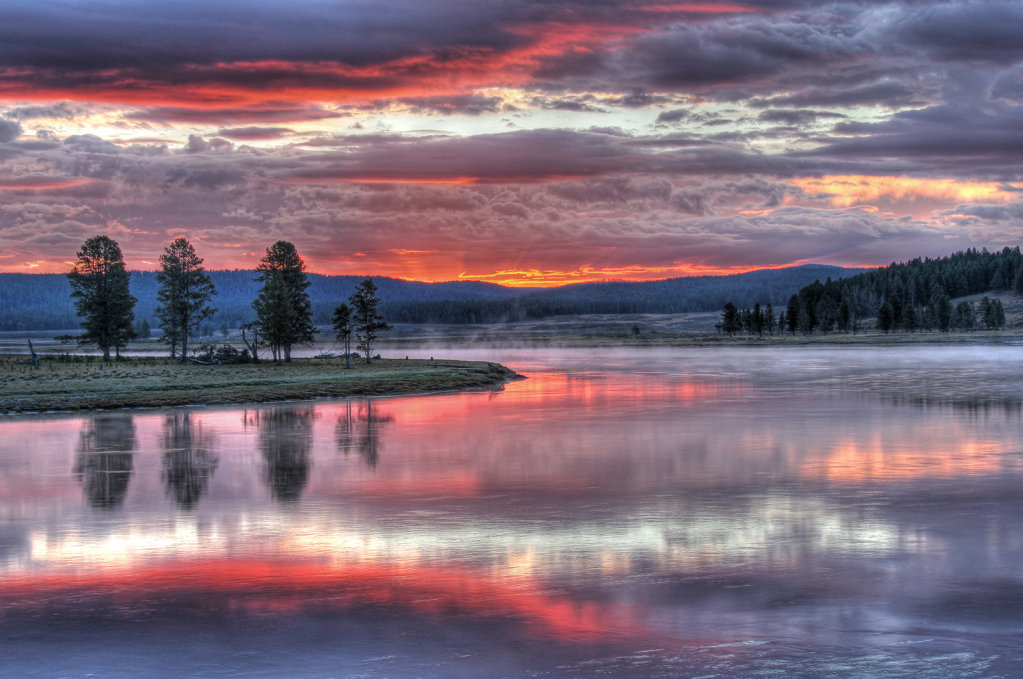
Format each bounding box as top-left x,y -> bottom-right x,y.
2,346 -> 1023,678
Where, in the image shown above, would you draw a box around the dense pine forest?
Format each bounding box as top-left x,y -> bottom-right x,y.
724,247 -> 1021,336
1,264 -> 862,331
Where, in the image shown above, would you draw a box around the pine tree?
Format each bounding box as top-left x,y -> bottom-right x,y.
349,278 -> 392,363
720,302 -> 740,336
934,292 -> 953,331
993,299 -> 1007,329
978,296 -> 992,328
253,270 -> 297,364
876,302 -> 894,333
67,235 -> 137,360
331,302 -> 354,369
902,303 -> 919,333
155,237 -> 217,363
838,298 -> 851,333
786,294 -> 799,334
255,241 -> 315,362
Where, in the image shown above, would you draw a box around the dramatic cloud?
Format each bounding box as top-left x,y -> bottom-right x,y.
1,0 -> 1023,281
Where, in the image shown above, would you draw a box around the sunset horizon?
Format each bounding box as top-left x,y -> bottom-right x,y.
2,0 -> 1022,286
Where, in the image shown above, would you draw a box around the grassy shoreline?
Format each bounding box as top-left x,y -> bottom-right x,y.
0,356 -> 522,414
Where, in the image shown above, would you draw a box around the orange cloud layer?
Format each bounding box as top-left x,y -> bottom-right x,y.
0,21 -> 647,112
791,176 -> 1021,207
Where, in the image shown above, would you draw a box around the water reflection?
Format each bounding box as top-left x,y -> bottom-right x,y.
335,399 -> 394,468
255,407 -> 315,502
72,415 -> 136,509
161,413 -> 218,510
3,347 -> 1023,677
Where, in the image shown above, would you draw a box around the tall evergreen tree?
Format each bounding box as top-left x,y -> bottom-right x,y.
902,303 -> 919,333
786,294 -> 799,334
720,302 -> 740,336
876,302 -> 894,333
934,292 -> 953,331
67,235 -> 137,360
155,237 -> 217,363
838,298 -> 851,333
255,241 -> 315,362
253,270 -> 296,364
331,302 -> 354,369
349,278 -> 392,363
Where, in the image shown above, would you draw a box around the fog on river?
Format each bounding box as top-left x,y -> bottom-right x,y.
1,346 -> 1022,678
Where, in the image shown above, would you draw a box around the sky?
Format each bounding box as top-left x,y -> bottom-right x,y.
1,0 -> 1022,285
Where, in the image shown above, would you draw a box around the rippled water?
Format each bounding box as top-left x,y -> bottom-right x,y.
2,346 -> 1023,678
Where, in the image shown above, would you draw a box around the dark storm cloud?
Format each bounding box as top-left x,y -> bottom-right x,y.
0,0 -> 1020,125
268,129 -> 642,184
395,94 -> 507,116
656,108 -> 691,124
0,118 -> 22,142
0,0 -> 526,69
892,1 -> 1023,65
809,103 -> 1023,173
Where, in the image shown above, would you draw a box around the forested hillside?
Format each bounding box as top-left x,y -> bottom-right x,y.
1,264 -> 865,331
383,264 -> 865,323
783,247 -> 1021,334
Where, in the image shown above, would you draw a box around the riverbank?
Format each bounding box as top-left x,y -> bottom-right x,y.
0,356 -> 522,414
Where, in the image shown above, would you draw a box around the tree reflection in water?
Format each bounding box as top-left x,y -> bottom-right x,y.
255,407 -> 316,502
335,399 -> 394,469
73,415 -> 136,510
161,413 -> 218,510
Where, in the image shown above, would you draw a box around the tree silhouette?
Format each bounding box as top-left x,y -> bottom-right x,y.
349,278 -> 392,363
155,237 -> 218,362
73,416 -> 136,509
161,413 -> 218,510
258,407 -> 315,502
66,236 -> 137,360
254,241 -> 315,362
253,270 -> 296,364
331,302 -> 354,369
336,400 -> 394,469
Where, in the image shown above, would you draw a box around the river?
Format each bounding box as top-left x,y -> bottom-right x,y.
1,346 -> 1022,677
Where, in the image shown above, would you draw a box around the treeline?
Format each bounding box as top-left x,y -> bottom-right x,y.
2,264 -> 864,330
723,247 -> 1018,336
0,271 -> 529,331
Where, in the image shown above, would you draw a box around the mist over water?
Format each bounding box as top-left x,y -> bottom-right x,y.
2,346 -> 1023,677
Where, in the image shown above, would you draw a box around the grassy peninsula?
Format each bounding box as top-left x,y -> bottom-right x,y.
0,356 -> 521,414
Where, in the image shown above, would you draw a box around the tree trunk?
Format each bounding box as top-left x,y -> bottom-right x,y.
284,344 -> 292,362
242,328 -> 260,363
181,324 -> 188,364
102,346 -> 110,361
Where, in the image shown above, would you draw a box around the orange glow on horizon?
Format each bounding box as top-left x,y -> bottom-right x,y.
0,259 -> 856,284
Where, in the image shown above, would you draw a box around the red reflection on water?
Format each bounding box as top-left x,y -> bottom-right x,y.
0,558 -> 647,643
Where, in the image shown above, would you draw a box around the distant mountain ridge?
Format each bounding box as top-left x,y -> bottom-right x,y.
0,264 -> 869,331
